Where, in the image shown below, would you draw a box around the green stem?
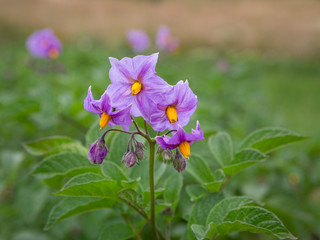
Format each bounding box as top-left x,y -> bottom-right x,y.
149,140 -> 158,240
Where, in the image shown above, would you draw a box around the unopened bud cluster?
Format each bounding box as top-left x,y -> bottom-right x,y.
157,147 -> 186,172
122,135 -> 145,167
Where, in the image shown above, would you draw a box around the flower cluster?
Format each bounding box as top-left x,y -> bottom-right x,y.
26,29 -> 62,59
84,53 -> 203,172
126,26 -> 180,54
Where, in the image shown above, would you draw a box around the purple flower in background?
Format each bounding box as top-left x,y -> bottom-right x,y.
150,80 -> 197,132
156,26 -> 179,53
107,53 -> 172,119
155,121 -> 204,159
88,139 -> 108,164
26,28 -> 62,59
84,86 -> 132,130
126,29 -> 150,53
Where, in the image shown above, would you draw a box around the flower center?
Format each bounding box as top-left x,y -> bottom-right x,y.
166,106 -> 177,124
48,48 -> 59,59
99,112 -> 111,130
178,141 -> 190,159
131,81 -> 142,95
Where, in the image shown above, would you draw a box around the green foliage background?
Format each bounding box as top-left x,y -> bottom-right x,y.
0,36 -> 320,240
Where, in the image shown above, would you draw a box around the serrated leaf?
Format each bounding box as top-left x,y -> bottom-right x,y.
186,185 -> 208,202
45,197 -> 116,230
102,160 -> 128,181
55,173 -> 120,198
98,222 -> 134,240
214,206 -> 297,239
23,136 -> 75,156
239,127 -> 307,153
33,153 -> 97,178
206,196 -> 257,225
222,149 -> 266,176
186,154 -> 215,183
164,173 -> 183,208
208,132 -> 233,166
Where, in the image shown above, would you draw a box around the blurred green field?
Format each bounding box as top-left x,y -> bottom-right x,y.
0,39 -> 320,240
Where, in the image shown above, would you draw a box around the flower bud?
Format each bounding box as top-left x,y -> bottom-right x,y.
88,139 -> 108,164
173,151 -> 186,172
157,146 -> 164,155
135,141 -> 145,150
163,149 -> 173,164
122,151 -> 136,167
135,148 -> 144,161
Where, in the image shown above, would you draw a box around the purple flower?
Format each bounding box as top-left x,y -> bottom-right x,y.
88,139 -> 108,164
84,86 -> 132,131
155,121 -> 204,159
26,28 -> 62,59
126,30 -> 150,53
106,53 -> 172,120
150,80 -> 197,132
156,26 -> 179,53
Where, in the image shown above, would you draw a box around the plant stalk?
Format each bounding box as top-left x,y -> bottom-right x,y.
149,140 -> 158,240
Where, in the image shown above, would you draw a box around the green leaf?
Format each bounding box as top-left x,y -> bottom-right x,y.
23,136 -> 75,156
203,169 -> 226,193
142,188 -> 165,206
102,160 -> 128,181
85,121 -> 119,146
187,194 -> 223,240
213,206 -> 296,239
186,185 -> 208,202
55,173 -> 120,198
239,127 -> 307,153
43,142 -> 88,157
33,153 -> 97,178
222,149 -> 266,176
98,222 -> 134,240
186,154 -> 215,183
118,188 -> 142,209
45,197 -> 116,230
208,132 -> 233,166
203,196 -> 296,239
191,224 -> 214,240
206,196 -> 257,225
164,173 -> 183,208
107,133 -> 130,164
43,167 -> 102,190
121,178 -> 140,189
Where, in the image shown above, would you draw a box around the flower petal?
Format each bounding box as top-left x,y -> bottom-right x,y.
185,121 -> 204,145
84,86 -> 101,114
109,105 -> 132,131
99,90 -> 112,114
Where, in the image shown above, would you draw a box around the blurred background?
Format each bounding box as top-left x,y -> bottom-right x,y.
0,0 -> 320,239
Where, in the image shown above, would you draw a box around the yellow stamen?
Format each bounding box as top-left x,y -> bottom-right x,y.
179,141 -> 190,159
131,81 -> 142,95
48,48 -> 59,59
99,112 -> 111,130
166,106 -> 177,124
